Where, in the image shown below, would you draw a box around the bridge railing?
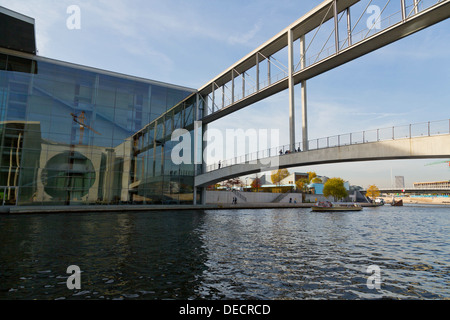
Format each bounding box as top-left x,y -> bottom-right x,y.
205,0 -> 445,118
204,119 -> 450,173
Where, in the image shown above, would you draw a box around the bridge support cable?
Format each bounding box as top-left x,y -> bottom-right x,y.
230,67 -> 249,102
295,1 -> 335,72
312,8 -> 347,65
258,51 -> 288,79
406,0 -> 421,18
209,82 -> 220,114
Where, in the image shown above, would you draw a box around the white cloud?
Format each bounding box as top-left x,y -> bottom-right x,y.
227,22 -> 262,46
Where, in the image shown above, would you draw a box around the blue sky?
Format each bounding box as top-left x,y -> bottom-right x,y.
2,0 -> 449,188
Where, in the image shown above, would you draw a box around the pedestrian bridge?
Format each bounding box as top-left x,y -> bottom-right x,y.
193,0 -> 450,194
195,128 -> 450,187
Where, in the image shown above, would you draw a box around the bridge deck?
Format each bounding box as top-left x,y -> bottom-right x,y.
195,134 -> 450,187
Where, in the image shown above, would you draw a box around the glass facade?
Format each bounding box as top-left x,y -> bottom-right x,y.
130,93 -> 203,205
0,52 -> 199,206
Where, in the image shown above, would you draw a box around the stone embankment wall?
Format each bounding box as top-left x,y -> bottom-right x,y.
206,191 -> 332,204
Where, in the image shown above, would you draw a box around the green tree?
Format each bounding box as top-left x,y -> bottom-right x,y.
323,177 -> 348,201
271,169 -> 290,185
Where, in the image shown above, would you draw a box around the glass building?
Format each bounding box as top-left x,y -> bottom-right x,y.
0,7 -> 202,206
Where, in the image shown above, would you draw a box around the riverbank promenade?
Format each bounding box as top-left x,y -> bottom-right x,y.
3,197 -> 448,214
1,202 -> 385,214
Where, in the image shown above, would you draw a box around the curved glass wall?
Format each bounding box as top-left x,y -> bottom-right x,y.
0,52 -> 196,206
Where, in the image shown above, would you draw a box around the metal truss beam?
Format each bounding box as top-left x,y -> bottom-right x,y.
199,0 -> 359,93
199,0 -> 450,125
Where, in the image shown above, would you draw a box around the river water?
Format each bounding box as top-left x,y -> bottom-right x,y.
0,204 -> 448,300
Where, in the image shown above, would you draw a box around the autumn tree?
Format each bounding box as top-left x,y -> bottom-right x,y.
271,169 -> 290,185
307,171 -> 317,183
311,177 -> 322,183
294,171 -> 321,192
222,178 -> 243,188
323,177 -> 348,201
251,177 -> 262,192
366,185 -> 380,199
230,178 -> 243,187
295,178 -> 309,192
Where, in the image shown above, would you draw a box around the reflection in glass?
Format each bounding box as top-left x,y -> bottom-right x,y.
0,52 -> 197,206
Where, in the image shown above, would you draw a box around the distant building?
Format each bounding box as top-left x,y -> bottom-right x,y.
243,172 -> 351,195
279,172 -> 309,186
309,180 -> 349,195
395,176 -> 405,188
242,172 -> 308,193
413,181 -> 450,189
309,183 -> 324,194
247,174 -> 271,186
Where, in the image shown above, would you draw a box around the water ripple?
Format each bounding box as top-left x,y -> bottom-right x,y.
0,206 -> 448,299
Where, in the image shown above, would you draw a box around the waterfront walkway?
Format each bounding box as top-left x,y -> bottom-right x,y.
1,202 -> 382,214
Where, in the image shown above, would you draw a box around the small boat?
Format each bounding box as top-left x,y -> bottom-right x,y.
312,201 -> 362,212
391,199 -> 403,206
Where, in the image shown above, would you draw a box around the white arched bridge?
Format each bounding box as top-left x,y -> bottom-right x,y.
195,120 -> 450,187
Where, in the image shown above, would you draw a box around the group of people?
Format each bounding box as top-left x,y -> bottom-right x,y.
216,147 -> 302,170
279,147 -> 301,155
232,196 -> 238,204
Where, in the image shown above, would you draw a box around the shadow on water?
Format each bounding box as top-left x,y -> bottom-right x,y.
0,210 -> 208,300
